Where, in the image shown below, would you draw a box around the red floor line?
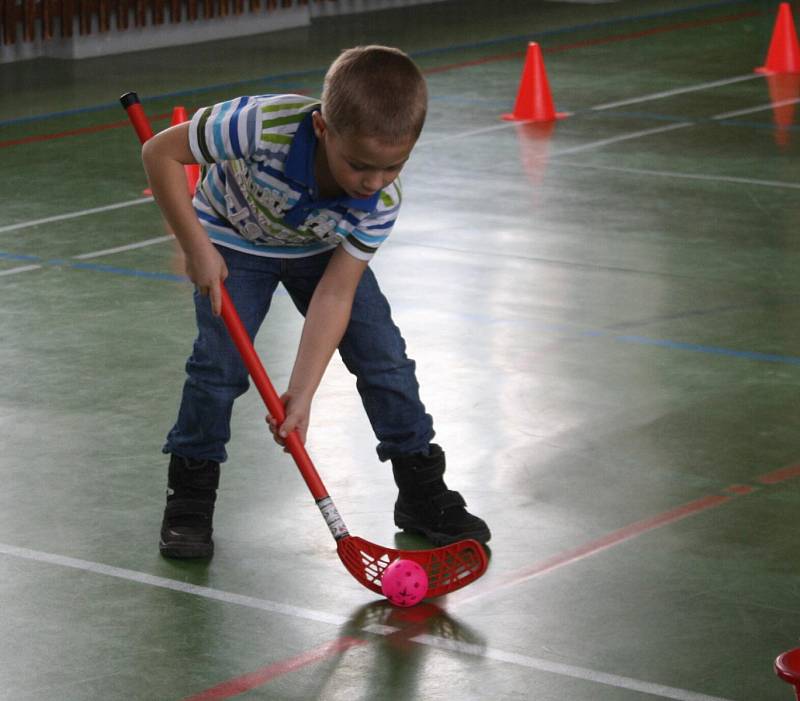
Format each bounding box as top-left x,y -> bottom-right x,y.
0,112 -> 171,149
458,458 -> 800,606
180,459 -> 800,697
2,8 -> 764,150
180,636 -> 366,701
544,10 -> 762,54
724,484 -> 757,495
179,492 -> 738,698
756,463 -> 800,485
455,494 -> 733,606
421,9 -> 761,74
421,50 -> 526,75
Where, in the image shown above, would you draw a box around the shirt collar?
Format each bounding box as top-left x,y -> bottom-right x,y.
285,110 -> 381,213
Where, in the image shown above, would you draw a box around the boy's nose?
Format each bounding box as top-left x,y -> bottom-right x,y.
362,173 -> 383,191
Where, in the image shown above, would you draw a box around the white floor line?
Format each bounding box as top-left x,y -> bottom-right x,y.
411,635 -> 736,701
712,97 -> 800,121
0,541 -> 736,701
551,161 -> 800,191
550,121 -> 694,157
0,74 -> 773,240
0,264 -> 43,276
0,235 -> 174,277
72,234 -> 173,260
416,121 -> 523,146
0,542 -> 347,627
590,74 -> 762,111
0,116 -> 761,274
0,196 -> 153,235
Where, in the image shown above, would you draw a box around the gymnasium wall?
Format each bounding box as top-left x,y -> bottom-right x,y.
0,0 -> 446,62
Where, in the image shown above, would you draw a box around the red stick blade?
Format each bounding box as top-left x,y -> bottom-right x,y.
337,536 -> 488,598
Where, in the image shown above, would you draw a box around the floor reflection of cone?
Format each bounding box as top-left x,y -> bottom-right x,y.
514,121 -> 556,188
765,72 -> 800,147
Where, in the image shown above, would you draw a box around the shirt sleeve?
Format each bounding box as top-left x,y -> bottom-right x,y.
341,180 -> 402,261
188,96 -> 261,165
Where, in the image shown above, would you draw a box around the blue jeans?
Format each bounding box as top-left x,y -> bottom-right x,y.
163,245 -> 434,463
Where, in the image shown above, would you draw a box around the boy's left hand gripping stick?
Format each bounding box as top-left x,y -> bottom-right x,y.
120,92 -> 154,145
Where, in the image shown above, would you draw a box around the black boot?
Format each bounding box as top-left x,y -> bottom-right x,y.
392,444 -> 491,546
159,454 -> 220,559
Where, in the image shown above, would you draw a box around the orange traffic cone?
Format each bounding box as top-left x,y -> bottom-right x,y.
503,42 -> 568,122
170,106 -> 201,195
170,105 -> 188,125
756,2 -> 800,74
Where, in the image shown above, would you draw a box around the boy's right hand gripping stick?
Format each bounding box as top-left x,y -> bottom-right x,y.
120,92 -> 154,144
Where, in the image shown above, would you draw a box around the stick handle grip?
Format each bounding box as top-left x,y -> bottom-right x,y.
120,91 -> 154,144
219,284 -> 329,501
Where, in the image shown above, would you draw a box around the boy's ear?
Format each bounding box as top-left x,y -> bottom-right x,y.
312,111 -> 327,140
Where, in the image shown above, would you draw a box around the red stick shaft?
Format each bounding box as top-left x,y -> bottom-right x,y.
120,91 -> 154,144
219,285 -> 329,501
126,102 -> 154,143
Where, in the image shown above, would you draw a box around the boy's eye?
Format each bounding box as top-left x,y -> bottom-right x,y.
347,161 -> 403,173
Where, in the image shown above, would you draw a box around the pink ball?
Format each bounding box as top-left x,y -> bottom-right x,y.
381,558 -> 429,607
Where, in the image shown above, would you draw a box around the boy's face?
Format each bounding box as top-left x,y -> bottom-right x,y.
313,112 -> 415,200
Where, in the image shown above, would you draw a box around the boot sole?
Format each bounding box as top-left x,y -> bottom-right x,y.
394,515 -> 491,546
159,538 -> 214,559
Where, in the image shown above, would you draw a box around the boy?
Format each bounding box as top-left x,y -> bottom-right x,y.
142,45 -> 491,559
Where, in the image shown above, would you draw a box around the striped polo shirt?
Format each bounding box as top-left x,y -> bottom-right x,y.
187,94 -> 402,261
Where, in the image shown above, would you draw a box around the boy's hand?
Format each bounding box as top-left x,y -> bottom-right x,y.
184,244 -> 229,316
266,391 -> 311,452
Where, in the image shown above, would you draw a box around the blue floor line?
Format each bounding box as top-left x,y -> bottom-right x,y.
613,334 -> 800,366
0,0 -> 759,128
574,109 -> 798,133
3,250 -> 798,368
0,251 -> 42,262
66,260 -> 187,282
410,0 -> 757,60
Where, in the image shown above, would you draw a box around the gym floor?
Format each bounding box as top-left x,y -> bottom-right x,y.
2,0 -> 800,698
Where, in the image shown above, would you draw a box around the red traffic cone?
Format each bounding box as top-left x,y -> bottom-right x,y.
756,2 -> 800,75
503,42 -> 568,122
170,105 -> 188,125
170,106 -> 200,195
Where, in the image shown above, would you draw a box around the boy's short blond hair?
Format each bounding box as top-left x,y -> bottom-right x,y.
321,45 -> 428,144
